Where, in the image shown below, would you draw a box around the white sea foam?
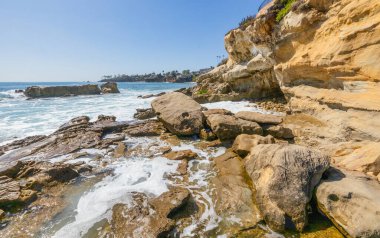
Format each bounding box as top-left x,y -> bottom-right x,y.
52,157 -> 179,238
202,100 -> 282,115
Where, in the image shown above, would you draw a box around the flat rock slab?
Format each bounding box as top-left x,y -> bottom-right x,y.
206,114 -> 263,141
316,168 -> 380,238
151,92 -> 204,136
235,111 -> 283,125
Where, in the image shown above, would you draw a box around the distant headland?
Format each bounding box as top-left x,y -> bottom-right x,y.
99,68 -> 213,83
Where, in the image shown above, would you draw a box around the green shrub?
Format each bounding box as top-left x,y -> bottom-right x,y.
198,89 -> 208,95
276,0 -> 296,22
239,15 -> 256,30
217,58 -> 228,67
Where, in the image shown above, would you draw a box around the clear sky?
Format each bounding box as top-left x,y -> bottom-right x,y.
0,0 -> 260,82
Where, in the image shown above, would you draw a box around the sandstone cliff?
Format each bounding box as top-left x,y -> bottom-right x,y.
195,0 -> 380,142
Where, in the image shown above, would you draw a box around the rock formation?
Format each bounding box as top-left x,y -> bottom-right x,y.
151,92 -> 204,136
316,168 -> 380,238
24,85 -> 102,98
100,82 -> 120,94
245,144 -> 330,232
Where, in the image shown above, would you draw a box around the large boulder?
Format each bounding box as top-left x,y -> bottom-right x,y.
211,151 -> 262,234
232,134 -> 275,157
151,92 -> 204,136
24,85 -> 101,98
245,144 -> 330,232
100,82 -> 120,94
316,168 -> 380,238
206,114 -> 262,141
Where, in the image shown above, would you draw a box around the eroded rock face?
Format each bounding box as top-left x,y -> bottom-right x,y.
110,187 -> 191,238
133,108 -> 156,120
0,115 -> 129,163
245,144 -> 330,232
124,120 -> 166,137
232,134 -> 275,157
100,82 -> 120,94
24,85 -> 101,98
151,92 -> 204,136
212,151 -> 262,234
316,168 -> 380,238
206,114 -> 263,141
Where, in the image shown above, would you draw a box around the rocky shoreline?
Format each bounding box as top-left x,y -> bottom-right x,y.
1,0 -> 380,237
1,91 -> 379,237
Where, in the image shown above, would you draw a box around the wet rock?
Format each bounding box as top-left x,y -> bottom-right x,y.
133,108 -> 156,120
20,161 -> 80,188
112,142 -> 126,158
232,134 -> 275,158
0,161 -> 24,178
212,151 -> 262,232
176,160 -> 188,175
164,150 -> 198,161
149,187 -> 191,217
199,129 -> 217,141
151,92 -> 204,136
0,115 -> 129,163
125,120 -> 166,137
111,187 -> 191,238
100,82 -> 120,94
235,111 -> 283,125
245,144 -> 330,232
0,135 -> 47,154
24,85 -> 101,98
0,176 -> 20,204
264,125 -> 294,139
316,168 -> 380,238
14,89 -> 24,93
206,114 -> 262,141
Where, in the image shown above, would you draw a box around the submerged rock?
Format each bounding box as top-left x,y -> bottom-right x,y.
110,187 -> 191,238
316,168 -> 380,238
206,114 -> 262,141
245,144 -> 330,232
100,82 -> 120,94
151,92 -> 204,136
24,85 -> 101,98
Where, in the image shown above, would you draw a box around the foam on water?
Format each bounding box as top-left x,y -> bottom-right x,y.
202,100 -> 282,115
52,157 -> 179,238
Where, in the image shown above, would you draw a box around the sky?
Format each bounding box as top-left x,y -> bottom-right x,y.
0,0 -> 261,82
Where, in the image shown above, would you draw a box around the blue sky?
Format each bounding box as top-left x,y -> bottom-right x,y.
0,0 -> 260,82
